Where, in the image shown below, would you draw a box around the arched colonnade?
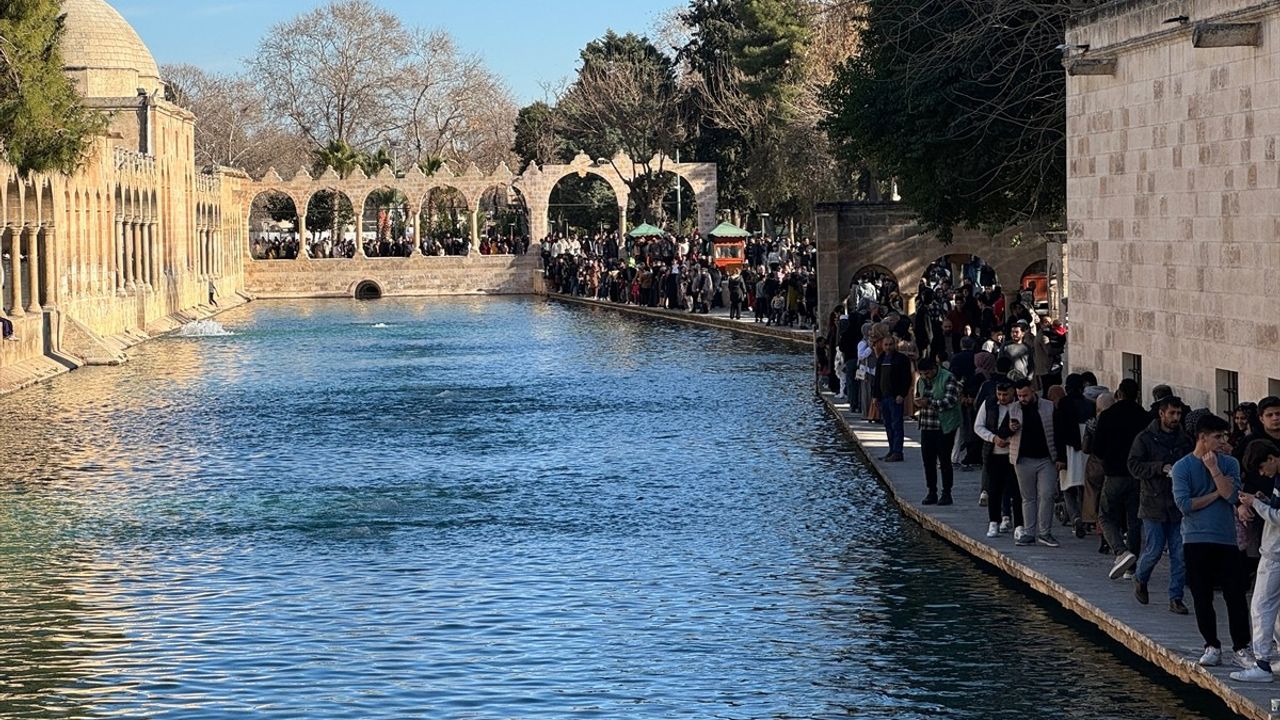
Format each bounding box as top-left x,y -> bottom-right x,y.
246,152 -> 718,261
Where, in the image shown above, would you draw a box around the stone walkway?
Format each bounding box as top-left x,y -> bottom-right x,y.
546,293 -> 1274,718
820,391 -> 1274,720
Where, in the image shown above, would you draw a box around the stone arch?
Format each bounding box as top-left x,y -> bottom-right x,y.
475,183 -> 526,247
360,185 -> 413,258
418,185 -> 472,257
851,263 -> 899,286
545,170 -> 624,238
248,189 -> 300,260
303,188 -> 356,259
353,279 -> 383,300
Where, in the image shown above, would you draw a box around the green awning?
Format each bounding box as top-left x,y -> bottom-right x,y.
708,221 -> 750,238
628,223 -> 665,238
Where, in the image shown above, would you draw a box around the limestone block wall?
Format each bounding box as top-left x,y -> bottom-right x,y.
1067,0 -> 1280,409
814,201 -> 1048,318
244,255 -> 541,299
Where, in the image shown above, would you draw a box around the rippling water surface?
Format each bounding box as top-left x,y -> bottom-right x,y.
0,298 -> 1224,718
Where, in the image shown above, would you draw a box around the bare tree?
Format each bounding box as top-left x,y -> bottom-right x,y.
247,0 -> 409,151
556,56 -> 688,220
393,30 -> 517,171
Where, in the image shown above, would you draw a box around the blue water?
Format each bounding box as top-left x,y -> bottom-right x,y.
0,298 -> 1223,718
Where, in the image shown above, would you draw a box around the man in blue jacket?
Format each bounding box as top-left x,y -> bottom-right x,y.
1172,413 -> 1253,669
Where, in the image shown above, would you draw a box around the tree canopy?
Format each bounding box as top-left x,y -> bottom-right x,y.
0,0 -> 104,175
823,0 -> 1090,241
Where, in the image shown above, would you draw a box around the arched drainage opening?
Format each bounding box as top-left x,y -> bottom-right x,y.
354,281 -> 383,300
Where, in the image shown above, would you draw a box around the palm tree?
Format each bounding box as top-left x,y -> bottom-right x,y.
313,139 -> 363,179
418,156 -> 444,176
361,147 -> 394,177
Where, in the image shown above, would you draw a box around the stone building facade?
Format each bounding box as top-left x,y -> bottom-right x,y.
0,0 -> 720,395
1066,0 -> 1280,410
0,0 -> 250,391
814,201 -> 1051,319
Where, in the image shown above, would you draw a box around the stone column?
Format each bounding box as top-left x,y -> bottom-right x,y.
41,225 -> 56,309
617,203 -> 627,236
296,214 -> 309,260
412,213 -> 422,256
23,225 -> 40,313
469,208 -> 480,255
126,220 -> 138,290
10,227 -> 25,317
143,222 -> 154,288
115,215 -> 126,293
353,202 -> 366,258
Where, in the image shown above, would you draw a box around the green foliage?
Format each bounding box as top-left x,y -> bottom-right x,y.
732,0 -> 810,103
822,0 -> 1072,242
681,0 -> 819,215
0,0 -> 105,175
513,101 -> 569,167
312,139 -> 363,179
548,174 -> 618,235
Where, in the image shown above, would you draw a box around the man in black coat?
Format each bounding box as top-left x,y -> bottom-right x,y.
1092,379 -> 1154,579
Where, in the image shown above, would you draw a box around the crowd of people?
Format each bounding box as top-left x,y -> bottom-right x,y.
823,257 -> 1280,682
249,232 -> 529,260
542,230 -> 821,328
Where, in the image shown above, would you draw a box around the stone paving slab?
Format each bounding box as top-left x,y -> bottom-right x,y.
546,294 -> 813,345
818,392 -> 1275,720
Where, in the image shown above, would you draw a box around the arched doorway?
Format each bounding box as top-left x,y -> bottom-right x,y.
248,191 -> 300,260
305,190 -> 356,258
658,173 -> 698,236
354,280 -> 383,300
476,184 -> 528,255
420,186 -> 470,256
1020,259 -> 1049,313
361,187 -> 413,258
547,173 -> 619,240
848,264 -> 899,311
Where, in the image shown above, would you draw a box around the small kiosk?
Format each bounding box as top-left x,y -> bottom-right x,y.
709,222 -> 750,272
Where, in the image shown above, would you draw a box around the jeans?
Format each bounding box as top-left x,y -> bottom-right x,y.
1185,542 -> 1251,651
1135,519 -> 1184,601
879,398 -> 904,455
920,429 -> 956,494
1099,475 -> 1141,557
983,447 -> 1023,526
1014,457 -> 1058,539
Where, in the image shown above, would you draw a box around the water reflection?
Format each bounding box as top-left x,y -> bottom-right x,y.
0,298 -> 1227,719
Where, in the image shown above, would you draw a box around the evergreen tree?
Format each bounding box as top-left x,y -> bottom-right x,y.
0,0 -> 104,175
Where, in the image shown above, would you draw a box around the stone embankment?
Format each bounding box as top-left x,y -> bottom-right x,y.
546,294 -> 812,345
0,293 -> 252,397
549,292 -> 1268,719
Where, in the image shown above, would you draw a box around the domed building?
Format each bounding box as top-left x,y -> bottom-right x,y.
0,0 -> 248,390
60,0 -> 164,99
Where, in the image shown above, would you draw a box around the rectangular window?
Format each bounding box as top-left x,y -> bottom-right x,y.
1122,353 -> 1143,398
1217,369 -> 1240,417
1269,378 -> 1280,399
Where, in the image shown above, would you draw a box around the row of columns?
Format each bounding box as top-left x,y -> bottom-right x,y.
196,225 -> 221,277
1,224 -> 52,316
292,207 -> 485,260
113,215 -> 160,292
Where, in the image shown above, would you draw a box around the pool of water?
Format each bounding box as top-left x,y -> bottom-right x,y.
0,298 -> 1225,718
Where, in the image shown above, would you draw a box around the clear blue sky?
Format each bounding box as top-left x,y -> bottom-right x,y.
115,0 -> 680,104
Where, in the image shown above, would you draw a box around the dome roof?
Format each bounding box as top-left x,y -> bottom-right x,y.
60,0 -> 162,98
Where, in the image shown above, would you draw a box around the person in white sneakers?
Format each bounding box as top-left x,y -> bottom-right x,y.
1172,413 -> 1254,669
1231,441 -> 1280,683
974,381 -> 1023,539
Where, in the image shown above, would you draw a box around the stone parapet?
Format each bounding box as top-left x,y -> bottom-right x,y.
244,255 -> 541,299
